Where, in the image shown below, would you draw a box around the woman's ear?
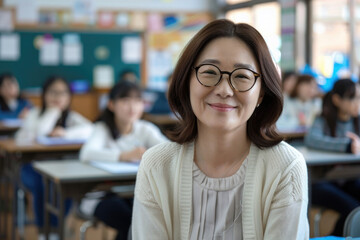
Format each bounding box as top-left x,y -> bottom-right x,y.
107,100 -> 114,112
332,94 -> 341,107
257,90 -> 264,107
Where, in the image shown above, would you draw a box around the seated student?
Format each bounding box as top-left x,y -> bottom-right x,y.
98,70 -> 139,111
305,78 -> 360,236
277,74 -> 322,131
80,80 -> 167,240
282,71 -> 298,98
0,73 -> 32,120
15,76 -> 93,233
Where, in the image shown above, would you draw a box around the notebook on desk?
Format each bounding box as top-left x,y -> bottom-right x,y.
89,160 -> 139,174
36,136 -> 86,146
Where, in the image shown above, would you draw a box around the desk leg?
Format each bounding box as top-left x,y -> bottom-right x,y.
44,178 -> 50,240
56,184 -> 65,240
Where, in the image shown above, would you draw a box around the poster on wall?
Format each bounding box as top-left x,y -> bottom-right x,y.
122,37 -> 142,63
0,34 -> 20,61
0,10 -> 14,31
40,39 -> 61,66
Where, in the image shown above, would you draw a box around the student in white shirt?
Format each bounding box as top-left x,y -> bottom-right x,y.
17,76 -> 93,230
132,19 -> 309,239
277,74 -> 322,131
80,81 -> 167,240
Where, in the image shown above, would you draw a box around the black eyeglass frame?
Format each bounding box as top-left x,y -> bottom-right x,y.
193,63 -> 261,92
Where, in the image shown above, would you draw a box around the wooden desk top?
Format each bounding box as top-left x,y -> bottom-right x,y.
33,160 -> 137,183
0,139 -> 82,153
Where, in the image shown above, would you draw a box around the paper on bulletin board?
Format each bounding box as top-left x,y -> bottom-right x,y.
40,39 -> 61,66
16,0 -> 38,23
122,37 -> 142,63
93,65 -> 114,89
63,44 -> 83,65
0,10 -> 14,31
0,34 -> 20,61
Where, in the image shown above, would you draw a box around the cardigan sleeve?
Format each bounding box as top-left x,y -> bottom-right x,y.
132,161 -> 169,239
305,117 -> 351,152
263,155 -> 309,239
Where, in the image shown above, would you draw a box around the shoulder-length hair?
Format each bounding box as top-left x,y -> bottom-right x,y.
322,78 -> 359,137
167,19 -> 283,148
0,73 -> 21,111
41,76 -> 72,128
97,80 -> 142,140
289,74 -> 316,98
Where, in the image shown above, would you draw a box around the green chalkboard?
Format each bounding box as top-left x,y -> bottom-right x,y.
0,30 -> 141,90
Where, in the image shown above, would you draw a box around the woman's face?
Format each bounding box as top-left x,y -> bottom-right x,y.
190,37 -> 263,133
110,91 -> 144,125
44,80 -> 71,111
0,78 -> 19,100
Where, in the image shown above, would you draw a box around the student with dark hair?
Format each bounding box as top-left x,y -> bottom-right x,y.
0,73 -> 32,120
277,74 -> 321,131
80,80 -> 167,240
305,78 -> 360,235
15,76 -> 93,233
132,19 -> 309,239
282,70 -> 298,97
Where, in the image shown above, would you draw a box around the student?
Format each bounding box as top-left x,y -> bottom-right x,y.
277,74 -> 321,131
0,73 -> 32,120
305,78 -> 360,235
132,19 -> 309,239
282,71 -> 298,97
80,81 -> 167,240
16,76 -> 93,230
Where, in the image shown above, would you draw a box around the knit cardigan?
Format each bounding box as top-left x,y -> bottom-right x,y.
132,141 -> 309,239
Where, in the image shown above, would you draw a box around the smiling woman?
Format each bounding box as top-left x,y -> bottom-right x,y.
132,19 -> 309,240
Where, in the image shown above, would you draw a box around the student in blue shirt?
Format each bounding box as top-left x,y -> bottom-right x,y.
0,73 -> 32,120
305,78 -> 360,235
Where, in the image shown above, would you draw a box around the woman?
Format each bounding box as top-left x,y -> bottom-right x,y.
16,76 -> 93,229
132,19 -> 309,239
305,78 -> 360,235
80,81 -> 167,240
0,73 -> 32,120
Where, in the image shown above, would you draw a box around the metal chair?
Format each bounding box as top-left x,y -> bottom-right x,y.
344,206 -> 360,237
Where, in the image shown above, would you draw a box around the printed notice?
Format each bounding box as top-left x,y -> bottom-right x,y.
40,39 -> 61,66
122,36 -> 142,63
0,34 -> 20,61
63,44 -> 83,65
0,10 -> 14,31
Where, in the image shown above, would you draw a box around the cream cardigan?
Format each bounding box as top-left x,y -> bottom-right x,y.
132,141 -> 309,240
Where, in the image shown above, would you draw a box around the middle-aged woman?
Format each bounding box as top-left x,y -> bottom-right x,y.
132,19 -> 309,240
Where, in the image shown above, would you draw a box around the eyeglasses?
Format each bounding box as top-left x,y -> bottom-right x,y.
193,64 -> 260,92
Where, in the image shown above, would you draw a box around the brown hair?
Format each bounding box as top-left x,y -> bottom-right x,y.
289,74 -> 316,98
167,19 -> 283,148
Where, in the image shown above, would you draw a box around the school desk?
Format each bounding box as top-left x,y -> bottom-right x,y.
296,146 -> 360,212
0,139 -> 82,240
0,121 -> 21,136
33,160 -> 137,240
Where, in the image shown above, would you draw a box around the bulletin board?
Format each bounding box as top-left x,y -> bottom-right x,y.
0,30 -> 142,89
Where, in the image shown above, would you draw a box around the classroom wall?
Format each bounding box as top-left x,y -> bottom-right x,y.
4,0 -> 215,12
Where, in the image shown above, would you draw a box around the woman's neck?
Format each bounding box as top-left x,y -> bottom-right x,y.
338,112 -> 351,122
115,119 -> 133,135
195,124 -> 250,178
